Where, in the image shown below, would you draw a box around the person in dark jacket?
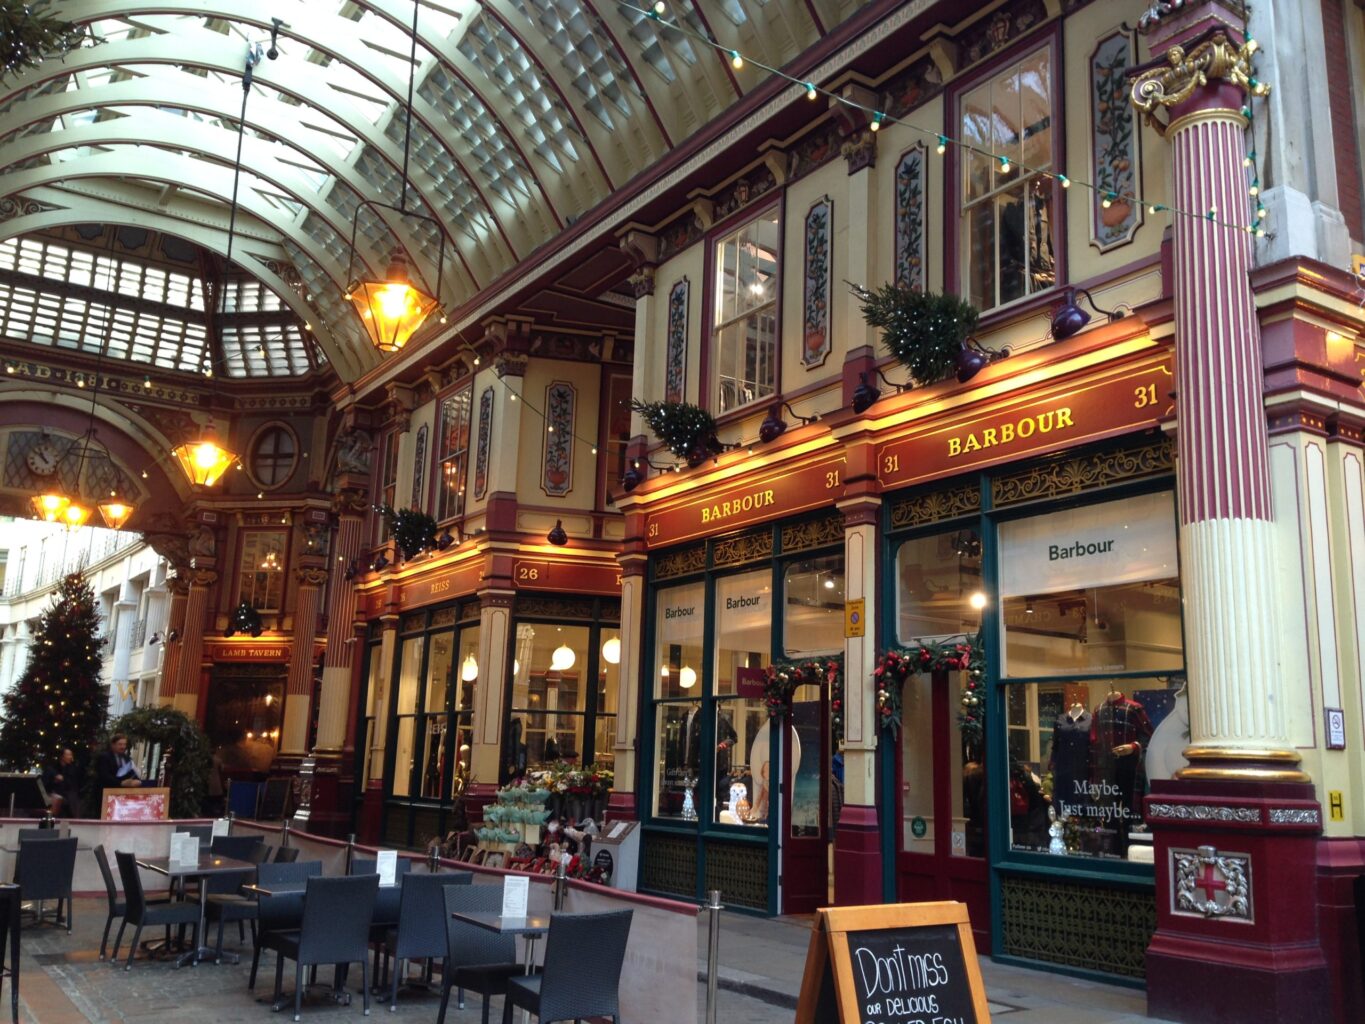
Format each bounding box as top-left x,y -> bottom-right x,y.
42,748 -> 84,817
94,734 -> 142,793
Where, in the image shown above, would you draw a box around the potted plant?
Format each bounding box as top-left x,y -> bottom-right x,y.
851,283 -> 982,386
376,504 -> 438,561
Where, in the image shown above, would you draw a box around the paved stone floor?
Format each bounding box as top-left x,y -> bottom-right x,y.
8,898 -> 1171,1022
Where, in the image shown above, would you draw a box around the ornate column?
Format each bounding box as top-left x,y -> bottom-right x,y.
835,497 -> 881,905
305,485 -> 368,836
169,568 -> 217,719
156,575 -> 189,707
1130,7 -> 1328,1020
280,564 -> 326,756
609,549 -> 647,820
467,587 -> 513,820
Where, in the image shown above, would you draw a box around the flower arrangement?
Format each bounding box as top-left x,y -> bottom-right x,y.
532,761 -> 614,800
629,399 -> 722,466
851,283 -> 980,385
764,656 -> 843,722
873,634 -> 986,740
475,781 -> 551,847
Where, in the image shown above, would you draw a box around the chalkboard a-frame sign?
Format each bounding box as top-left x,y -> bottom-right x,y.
795,901 -> 990,1024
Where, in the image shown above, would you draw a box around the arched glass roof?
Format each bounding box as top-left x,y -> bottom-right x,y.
0,1 -> 868,382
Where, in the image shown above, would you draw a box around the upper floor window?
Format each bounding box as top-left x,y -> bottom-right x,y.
239,530 -> 286,612
250,426 -> 297,490
712,209 -> 779,414
436,386 -> 473,522
375,430 -> 399,544
960,45 -> 1056,311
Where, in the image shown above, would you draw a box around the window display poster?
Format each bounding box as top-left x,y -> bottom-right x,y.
998,491 -> 1177,597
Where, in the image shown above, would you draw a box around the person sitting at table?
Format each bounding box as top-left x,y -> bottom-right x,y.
95,734 -> 143,791
42,747 -> 84,817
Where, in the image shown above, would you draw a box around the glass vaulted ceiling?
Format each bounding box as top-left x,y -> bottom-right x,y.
0,0 -> 868,382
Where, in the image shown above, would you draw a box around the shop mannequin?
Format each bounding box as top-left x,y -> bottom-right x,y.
1091,689 -> 1153,854
1048,701 -> 1092,817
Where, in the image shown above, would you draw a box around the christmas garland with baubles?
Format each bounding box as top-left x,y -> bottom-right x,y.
763,655 -> 843,723
629,399 -> 723,467
873,635 -> 986,740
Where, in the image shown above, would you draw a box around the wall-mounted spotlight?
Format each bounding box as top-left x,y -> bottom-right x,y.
436,530 -> 456,550
850,368 -> 911,415
343,558 -> 360,582
266,17 -> 286,60
371,553 -> 390,572
147,632 -> 162,646
1050,287 -> 1128,341
954,338 -> 1011,383
758,402 -> 820,444
621,466 -> 643,492
547,520 -> 568,546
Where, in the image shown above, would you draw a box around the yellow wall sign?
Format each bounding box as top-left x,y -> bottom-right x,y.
1328,791 -> 1344,821
845,599 -> 866,638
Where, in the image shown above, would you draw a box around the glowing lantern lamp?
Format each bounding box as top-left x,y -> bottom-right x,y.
31,491 -> 71,523
679,665 -> 698,689
601,636 -> 621,665
98,496 -> 135,531
58,498 -> 93,529
550,643 -> 577,672
347,249 -> 440,354
171,436 -> 237,487
461,653 -> 479,682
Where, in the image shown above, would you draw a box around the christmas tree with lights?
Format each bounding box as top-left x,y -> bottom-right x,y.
0,572 -> 108,771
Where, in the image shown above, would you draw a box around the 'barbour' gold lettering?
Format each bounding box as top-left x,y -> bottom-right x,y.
946,407 -> 1079,459
699,488 -> 775,524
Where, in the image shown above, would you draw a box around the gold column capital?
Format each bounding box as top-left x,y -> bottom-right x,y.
1130,31 -> 1269,130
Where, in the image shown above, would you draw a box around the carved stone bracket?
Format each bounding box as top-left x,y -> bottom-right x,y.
189,568 -> 219,588
1130,30 -> 1269,128
332,487 -> 369,517
294,565 -> 330,587
628,266 -> 656,298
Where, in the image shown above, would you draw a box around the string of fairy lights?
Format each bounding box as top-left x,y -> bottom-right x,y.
622,0 -> 1272,237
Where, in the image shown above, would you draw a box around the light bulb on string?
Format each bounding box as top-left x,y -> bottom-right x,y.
729,50 -> 742,70
805,82 -> 817,100
999,155 -> 1011,173
936,135 -> 947,155
869,111 -> 883,132
1057,174 -> 1070,189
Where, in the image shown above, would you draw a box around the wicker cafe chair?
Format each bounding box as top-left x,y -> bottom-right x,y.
112,850 -> 202,970
270,874 -> 379,1022
247,843 -> 274,865
93,844 -> 169,960
439,883 -> 522,1024
500,910 -> 633,1024
350,856 -> 413,932
274,846 -> 301,864
248,860 -> 323,990
15,835 -> 77,932
380,871 -> 472,1010
209,834 -> 263,860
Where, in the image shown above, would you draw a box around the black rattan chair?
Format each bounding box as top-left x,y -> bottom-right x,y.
500,910 -> 633,1024
274,845 -> 300,864
379,871 -> 471,1010
15,836 -> 77,931
247,843 -> 274,866
439,884 -> 522,1024
93,844 -> 169,960
112,850 -> 202,969
351,857 -> 412,932
248,860 -> 323,990
270,874 -> 379,1022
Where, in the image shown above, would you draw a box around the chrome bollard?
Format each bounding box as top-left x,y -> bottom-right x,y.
705,890 -> 722,1024
554,856 -> 568,911
427,845 -> 440,873
281,821 -> 290,848
345,833 -> 356,873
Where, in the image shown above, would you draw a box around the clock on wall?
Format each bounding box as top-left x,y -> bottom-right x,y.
26,440 -> 62,477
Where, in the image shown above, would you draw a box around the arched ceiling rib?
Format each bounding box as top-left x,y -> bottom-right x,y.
0,0 -> 867,383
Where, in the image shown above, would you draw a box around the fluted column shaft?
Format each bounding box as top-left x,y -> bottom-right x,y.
169,571 -> 216,717
281,567 -> 325,754
316,497 -> 366,751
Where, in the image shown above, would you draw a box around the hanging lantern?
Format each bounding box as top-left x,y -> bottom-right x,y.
58,497 -> 93,529
31,491 -> 72,523
461,652 -> 479,682
347,249 -> 440,355
601,636 -> 621,665
550,643 -> 577,672
97,496 -> 135,530
171,436 -> 237,487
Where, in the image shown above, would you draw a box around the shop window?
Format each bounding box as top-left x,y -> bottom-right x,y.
509,624 -> 589,766
782,555 -> 845,657
652,581 -> 704,819
997,490 -> 1185,861
376,430 -> 399,544
595,629 -> 620,767
712,209 -> 779,413
436,385 -> 473,521
895,529 -> 983,644
361,642 -> 388,786
960,45 -> 1056,310
711,571 -> 771,826
238,531 -> 286,612
391,635 -> 423,798
250,425 -> 297,489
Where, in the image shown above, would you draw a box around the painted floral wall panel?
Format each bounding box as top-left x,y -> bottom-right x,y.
894,145 -> 928,291
664,278 -> 688,403
542,381 -> 575,497
802,197 -> 833,367
1091,30 -> 1142,250
473,386 -> 494,500
411,424 -> 428,510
